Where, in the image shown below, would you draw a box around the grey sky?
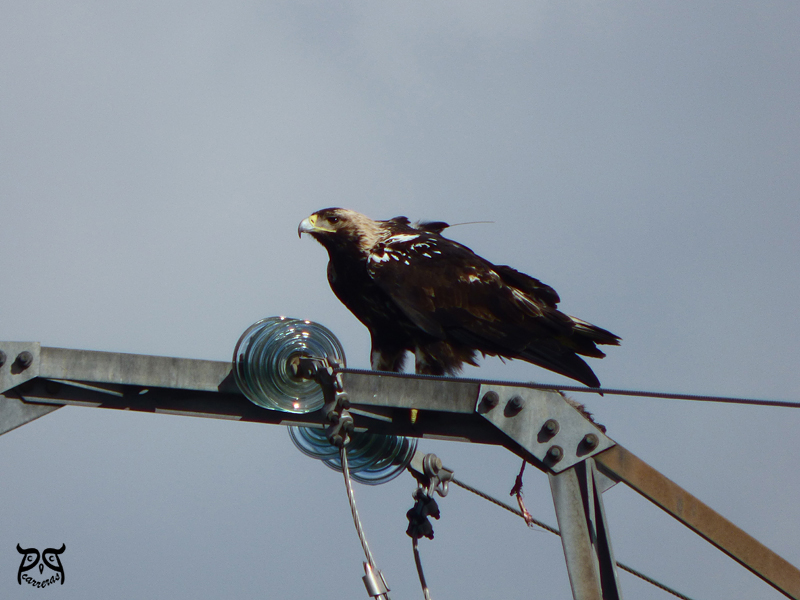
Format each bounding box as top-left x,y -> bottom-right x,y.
1,2 -> 799,598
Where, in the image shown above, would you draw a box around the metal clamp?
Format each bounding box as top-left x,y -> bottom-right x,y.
408,451 -> 454,498
317,359 -> 353,448
421,453 -> 453,498
362,562 -> 390,598
291,356 -> 354,446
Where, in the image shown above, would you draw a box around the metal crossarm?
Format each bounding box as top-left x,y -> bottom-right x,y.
1,342 -> 799,600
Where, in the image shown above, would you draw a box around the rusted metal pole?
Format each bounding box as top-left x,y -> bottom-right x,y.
595,445 -> 800,600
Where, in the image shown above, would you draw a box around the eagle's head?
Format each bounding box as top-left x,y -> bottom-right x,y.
298,208 -> 384,255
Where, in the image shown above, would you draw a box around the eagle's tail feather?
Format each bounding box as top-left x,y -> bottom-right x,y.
570,316 -> 621,346
518,346 -> 601,388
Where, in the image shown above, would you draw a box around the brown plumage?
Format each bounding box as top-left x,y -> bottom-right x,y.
298,208 -> 619,387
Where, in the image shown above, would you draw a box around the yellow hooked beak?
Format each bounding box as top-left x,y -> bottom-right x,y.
298,214 -> 317,238
298,213 -> 338,238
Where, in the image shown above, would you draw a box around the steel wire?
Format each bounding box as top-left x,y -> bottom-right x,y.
337,368 -> 799,409
412,538 -> 433,600
450,477 -> 696,600
341,445 -> 391,599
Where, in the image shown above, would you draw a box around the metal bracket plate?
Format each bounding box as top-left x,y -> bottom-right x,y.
475,383 -> 615,473
0,342 -> 63,435
0,395 -> 62,437
0,342 -> 41,394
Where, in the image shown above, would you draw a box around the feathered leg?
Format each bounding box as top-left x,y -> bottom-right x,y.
371,339 -> 407,372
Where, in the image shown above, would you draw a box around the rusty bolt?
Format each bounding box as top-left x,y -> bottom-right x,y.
507,395 -> 525,413
543,419 -> 560,436
582,433 -> 599,450
482,390 -> 499,409
547,445 -> 563,463
16,351 -> 33,369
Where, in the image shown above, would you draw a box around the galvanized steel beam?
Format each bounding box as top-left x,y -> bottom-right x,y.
40,346 -> 236,392
550,459 -> 622,600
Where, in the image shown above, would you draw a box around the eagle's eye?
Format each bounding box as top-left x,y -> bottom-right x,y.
328,216 -> 340,224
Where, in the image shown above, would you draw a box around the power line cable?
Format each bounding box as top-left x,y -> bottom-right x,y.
341,446 -> 391,600
412,538 -> 433,600
535,384 -> 800,409
337,369 -> 799,409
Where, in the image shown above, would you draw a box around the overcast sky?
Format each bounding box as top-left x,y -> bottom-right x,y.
1,2 -> 799,599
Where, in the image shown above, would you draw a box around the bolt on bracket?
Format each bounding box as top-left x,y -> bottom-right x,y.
475,383 -> 614,473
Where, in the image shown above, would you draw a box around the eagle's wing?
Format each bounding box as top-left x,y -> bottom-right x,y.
365,231 -> 610,384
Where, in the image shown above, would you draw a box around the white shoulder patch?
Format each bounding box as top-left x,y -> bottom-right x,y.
369,251 -> 392,263
386,233 -> 420,244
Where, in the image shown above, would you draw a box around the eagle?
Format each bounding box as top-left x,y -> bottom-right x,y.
298,208 -> 619,388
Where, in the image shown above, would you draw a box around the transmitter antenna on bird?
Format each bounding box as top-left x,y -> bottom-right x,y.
2,319 -> 799,600
432,220 -> 495,228
448,220 -> 495,227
